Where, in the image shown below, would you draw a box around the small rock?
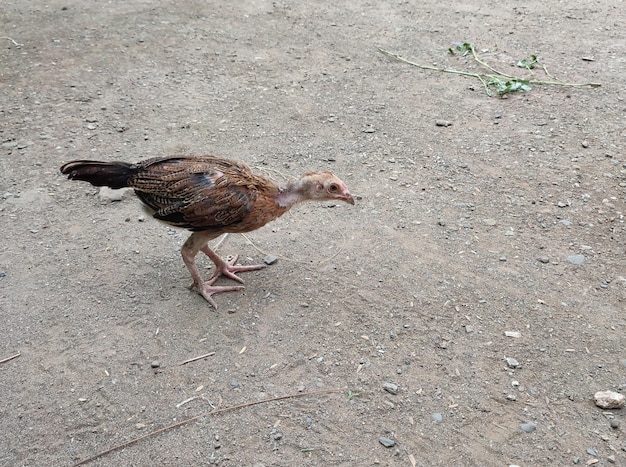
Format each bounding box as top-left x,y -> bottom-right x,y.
98,186 -> 131,203
432,412 -> 443,422
150,361 -> 160,368
264,255 -> 278,265
465,325 -> 474,333
557,201 -> 568,208
582,140 -> 589,148
483,218 -> 497,226
594,390 -> 625,409
520,423 -> 536,433
607,454 -> 616,463
506,357 -> 521,369
435,120 -> 452,127
610,419 -> 620,429
271,429 -> 283,441
505,331 -> 522,338
383,382 -> 399,395
567,254 -> 586,265
229,379 -> 240,389
379,436 -> 395,448
537,256 -> 550,264
587,448 -> 597,456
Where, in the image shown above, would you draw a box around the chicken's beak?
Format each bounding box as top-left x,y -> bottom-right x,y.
341,192 -> 355,205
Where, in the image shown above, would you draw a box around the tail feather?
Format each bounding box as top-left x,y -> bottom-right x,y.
60,160 -> 135,189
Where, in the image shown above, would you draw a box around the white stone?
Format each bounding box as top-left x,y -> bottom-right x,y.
594,390 -> 625,409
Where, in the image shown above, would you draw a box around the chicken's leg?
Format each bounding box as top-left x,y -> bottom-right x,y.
181,233 -> 244,308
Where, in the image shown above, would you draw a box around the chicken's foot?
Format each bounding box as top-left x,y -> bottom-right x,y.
200,246 -> 265,284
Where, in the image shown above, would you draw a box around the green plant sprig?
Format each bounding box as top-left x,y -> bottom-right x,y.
378,44 -> 601,96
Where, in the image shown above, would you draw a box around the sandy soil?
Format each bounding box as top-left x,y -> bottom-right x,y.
1,1 -> 624,465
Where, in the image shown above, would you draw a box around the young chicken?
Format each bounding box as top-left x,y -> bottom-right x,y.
60,155 -> 354,307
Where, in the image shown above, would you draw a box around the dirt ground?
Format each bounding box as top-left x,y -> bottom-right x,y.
1,1 -> 625,465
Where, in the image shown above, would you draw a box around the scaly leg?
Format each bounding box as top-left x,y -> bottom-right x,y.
181,233 -> 244,308
200,245 -> 265,283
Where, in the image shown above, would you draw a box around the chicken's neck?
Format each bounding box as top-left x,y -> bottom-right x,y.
274,178 -> 313,208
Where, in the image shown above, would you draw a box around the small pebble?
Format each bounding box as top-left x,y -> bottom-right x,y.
264,255 -> 278,265
271,429 -> 283,440
607,454 -> 616,463
229,379 -> 240,389
610,419 -> 620,429
537,256 -> 550,264
432,412 -> 443,422
465,325 -> 474,333
435,119 -> 452,127
567,254 -> 586,265
520,423 -> 536,433
506,357 -> 521,369
587,448 -> 597,456
383,382 -> 399,395
582,140 -> 589,148
150,361 -> 160,368
98,186 -> 130,203
379,437 -> 395,448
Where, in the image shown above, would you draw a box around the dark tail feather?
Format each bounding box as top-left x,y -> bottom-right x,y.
60,160 -> 135,189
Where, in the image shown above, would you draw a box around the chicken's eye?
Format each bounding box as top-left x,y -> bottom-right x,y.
328,183 -> 339,193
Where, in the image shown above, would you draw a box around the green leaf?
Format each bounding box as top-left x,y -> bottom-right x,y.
497,79 -> 532,95
517,55 -> 538,69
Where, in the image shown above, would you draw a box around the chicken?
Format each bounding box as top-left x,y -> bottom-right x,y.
60,155 -> 354,307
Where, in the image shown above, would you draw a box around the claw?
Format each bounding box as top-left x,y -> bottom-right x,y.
208,254 -> 265,283
191,281 -> 245,309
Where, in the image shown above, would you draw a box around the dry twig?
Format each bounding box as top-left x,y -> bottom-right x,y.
1,36 -> 23,47
0,352 -> 21,364
178,352 -> 216,365
73,388 -> 343,466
